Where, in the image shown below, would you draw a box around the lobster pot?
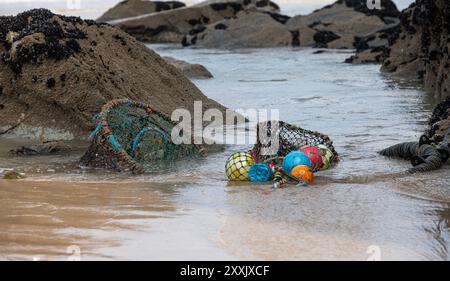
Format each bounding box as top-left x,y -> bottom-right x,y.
80,99 -> 205,174
251,120 -> 338,165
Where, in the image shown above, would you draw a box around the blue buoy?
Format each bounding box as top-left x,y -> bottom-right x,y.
282,151 -> 311,173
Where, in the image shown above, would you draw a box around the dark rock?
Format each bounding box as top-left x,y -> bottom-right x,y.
155,1 -> 186,12
0,9 -> 88,75
346,24 -> 400,64
189,25 -> 206,35
215,23 -> 228,30
46,78 -> 56,88
291,30 -> 300,47
263,11 -> 291,25
210,3 -> 243,12
313,30 -> 340,45
381,0 -> 450,99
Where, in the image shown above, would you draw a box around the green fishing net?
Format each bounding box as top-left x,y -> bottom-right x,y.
80,99 -> 206,174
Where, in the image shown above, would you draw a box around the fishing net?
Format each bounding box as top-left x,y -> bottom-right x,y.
250,120 -> 339,166
80,99 -> 206,174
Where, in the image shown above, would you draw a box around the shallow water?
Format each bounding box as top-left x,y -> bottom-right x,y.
1,44 -> 449,260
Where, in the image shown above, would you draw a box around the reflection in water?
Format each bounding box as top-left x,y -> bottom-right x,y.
0,46 -> 449,260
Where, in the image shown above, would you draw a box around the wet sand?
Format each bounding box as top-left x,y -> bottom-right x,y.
1,174 -> 449,260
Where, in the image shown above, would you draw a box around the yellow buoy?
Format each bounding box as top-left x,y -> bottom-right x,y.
317,144 -> 334,171
225,152 -> 255,181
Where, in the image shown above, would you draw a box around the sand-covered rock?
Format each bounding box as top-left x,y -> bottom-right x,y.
115,0 -> 282,43
183,11 -> 293,48
286,0 -> 400,49
163,56 -> 213,79
0,9 -> 226,140
381,0 -> 450,99
97,0 -> 186,22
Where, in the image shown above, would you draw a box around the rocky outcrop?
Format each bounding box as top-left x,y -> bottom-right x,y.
115,0 -> 282,43
183,11 -> 293,48
427,97 -> 450,145
0,9 -> 227,140
97,0 -> 186,22
163,56 -> 213,79
183,0 -> 399,49
381,0 -> 450,99
345,24 -> 400,64
286,0 -> 400,49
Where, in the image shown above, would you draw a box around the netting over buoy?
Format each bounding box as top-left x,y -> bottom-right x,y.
80,99 -> 206,174
225,120 -> 339,188
251,120 -> 339,167
225,152 -> 255,181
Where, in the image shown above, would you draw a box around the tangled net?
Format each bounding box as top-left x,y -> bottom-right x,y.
250,120 -> 339,166
80,99 -> 206,174
222,120 -> 339,187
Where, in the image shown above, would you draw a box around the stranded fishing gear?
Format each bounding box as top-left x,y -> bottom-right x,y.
80,99 -> 206,174
225,121 -> 339,188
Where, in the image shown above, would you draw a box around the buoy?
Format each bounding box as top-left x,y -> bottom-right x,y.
291,165 -> 314,184
225,152 -> 255,181
317,144 -> 334,171
282,151 -> 311,174
248,163 -> 273,182
300,146 -> 323,172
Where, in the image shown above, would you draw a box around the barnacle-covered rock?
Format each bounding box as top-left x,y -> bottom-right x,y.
0,9 -> 227,140
381,0 -> 450,99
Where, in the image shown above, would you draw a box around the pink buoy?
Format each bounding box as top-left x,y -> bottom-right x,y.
300,146 -> 323,172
